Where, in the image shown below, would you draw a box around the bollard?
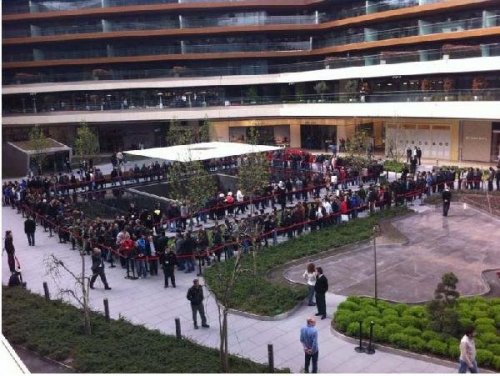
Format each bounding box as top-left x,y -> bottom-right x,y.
43,282 -> 50,301
267,344 -> 274,373
365,321 -> 375,354
175,318 -> 181,339
354,321 -> 365,353
103,298 -> 110,322
197,255 -> 203,277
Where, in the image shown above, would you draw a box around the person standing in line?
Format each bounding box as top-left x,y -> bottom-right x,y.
160,246 -> 177,288
300,317 -> 319,373
186,279 -> 209,329
442,185 -> 452,217
314,267 -> 328,320
303,262 -> 317,306
459,326 -> 478,373
4,230 -> 16,273
24,216 -> 36,246
89,248 -> 112,290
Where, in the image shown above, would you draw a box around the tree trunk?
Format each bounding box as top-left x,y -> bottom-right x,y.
81,253 -> 92,335
222,309 -> 229,372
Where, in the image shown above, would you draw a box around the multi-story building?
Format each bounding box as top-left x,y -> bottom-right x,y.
2,0 -> 500,175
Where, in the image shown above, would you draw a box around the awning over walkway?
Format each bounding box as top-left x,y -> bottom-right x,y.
124,141 -> 281,162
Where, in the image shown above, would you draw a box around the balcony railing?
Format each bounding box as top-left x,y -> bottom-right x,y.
5,43 -> 499,85
183,40 -> 310,53
4,89 -> 499,116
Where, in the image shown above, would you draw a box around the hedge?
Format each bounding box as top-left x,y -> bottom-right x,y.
333,296 -> 500,371
2,287 -> 285,373
204,207 -> 408,316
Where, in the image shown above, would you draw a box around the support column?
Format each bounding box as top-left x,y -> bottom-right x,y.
289,121 -> 301,148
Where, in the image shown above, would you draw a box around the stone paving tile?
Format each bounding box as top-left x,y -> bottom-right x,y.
2,205 -> 458,373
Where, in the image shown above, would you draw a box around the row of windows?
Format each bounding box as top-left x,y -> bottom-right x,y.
4,12 -> 499,64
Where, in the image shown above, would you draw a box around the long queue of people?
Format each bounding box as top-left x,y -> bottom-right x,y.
4,156 -> 499,288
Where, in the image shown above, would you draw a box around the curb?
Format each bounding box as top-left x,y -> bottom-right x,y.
13,344 -> 76,372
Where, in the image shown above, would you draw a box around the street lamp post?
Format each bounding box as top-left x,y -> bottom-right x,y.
373,224 -> 380,306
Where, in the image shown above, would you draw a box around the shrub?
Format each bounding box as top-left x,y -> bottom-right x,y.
408,336 -> 426,353
394,304 -> 408,315
384,323 -> 404,337
400,315 -> 420,328
389,333 -> 410,349
346,296 -> 363,305
478,333 -> 500,345
447,338 -> 460,359
426,339 -> 448,356
402,326 -> 422,337
405,306 -> 427,318
362,317 -> 380,336
492,356 -> 500,371
421,330 -> 440,341
338,301 -> 360,312
458,317 -> 474,331
476,324 -> 497,335
487,344 -> 500,357
382,308 -> 399,317
372,324 -> 389,342
346,322 -> 362,337
470,310 -> 489,319
495,314 -> 500,329
474,318 -> 495,327
476,349 -> 494,367
333,312 -> 353,332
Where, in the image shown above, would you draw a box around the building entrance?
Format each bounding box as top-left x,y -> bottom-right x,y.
300,124 -> 336,151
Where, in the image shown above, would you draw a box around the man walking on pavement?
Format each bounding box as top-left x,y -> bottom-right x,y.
314,267 -> 328,320
24,216 -> 36,246
442,185 -> 452,217
89,248 -> 112,290
187,279 -> 209,329
300,317 -> 319,373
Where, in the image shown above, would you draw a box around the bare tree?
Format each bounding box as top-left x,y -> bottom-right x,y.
44,252 -> 92,335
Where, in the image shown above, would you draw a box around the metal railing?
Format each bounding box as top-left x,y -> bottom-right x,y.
4,89 -> 499,116
5,43 -> 499,85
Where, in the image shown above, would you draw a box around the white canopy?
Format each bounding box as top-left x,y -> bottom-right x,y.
124,141 -> 281,162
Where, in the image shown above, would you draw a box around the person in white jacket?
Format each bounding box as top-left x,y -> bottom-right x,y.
459,326 -> 477,373
303,262 -> 317,306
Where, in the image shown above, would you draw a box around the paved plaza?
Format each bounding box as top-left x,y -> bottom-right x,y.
285,203 -> 500,303
1,202 -> 466,373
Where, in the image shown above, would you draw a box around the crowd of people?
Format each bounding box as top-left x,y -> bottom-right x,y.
3,150 -> 500,289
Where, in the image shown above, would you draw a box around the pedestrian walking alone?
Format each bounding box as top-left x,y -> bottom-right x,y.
459,326 -> 478,373
314,267 -> 328,319
442,185 -> 452,217
24,216 -> 36,246
4,230 -> 16,273
186,279 -> 209,329
89,248 -> 112,290
300,317 -> 319,373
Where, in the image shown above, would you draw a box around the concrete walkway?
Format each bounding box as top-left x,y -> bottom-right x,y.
2,205 -> 458,373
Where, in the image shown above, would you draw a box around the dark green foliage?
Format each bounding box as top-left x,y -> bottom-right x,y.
426,339 -> 448,356
402,326 -> 421,337
205,208 -> 407,316
389,333 -> 409,349
427,272 -> 461,336
476,349 -> 494,367
2,287 -> 281,373
487,344 -> 500,356
408,336 -> 427,353
447,338 -> 460,359
334,296 -> 500,371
